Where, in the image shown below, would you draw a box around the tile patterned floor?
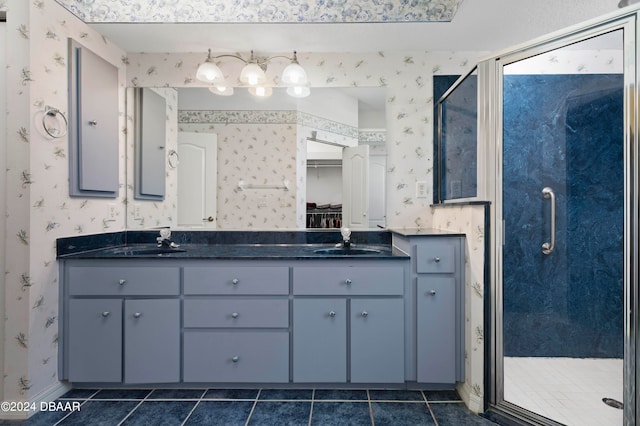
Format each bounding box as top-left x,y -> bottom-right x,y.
0,388 -> 498,426
504,357 -> 624,426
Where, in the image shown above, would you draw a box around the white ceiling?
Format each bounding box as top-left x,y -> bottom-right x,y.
91,0 -> 624,54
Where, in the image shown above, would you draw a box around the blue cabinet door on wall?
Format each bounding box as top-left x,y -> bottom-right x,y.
69,39 -> 119,197
134,88 -> 166,200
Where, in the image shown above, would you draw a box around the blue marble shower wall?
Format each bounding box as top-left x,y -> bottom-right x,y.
502,74 -> 624,359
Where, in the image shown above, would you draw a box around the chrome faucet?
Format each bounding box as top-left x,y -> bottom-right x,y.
157,228 -> 180,248
337,227 -> 352,248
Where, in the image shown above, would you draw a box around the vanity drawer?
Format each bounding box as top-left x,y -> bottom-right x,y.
183,330 -> 289,383
293,266 -> 403,296
67,266 -> 180,296
183,266 -> 289,295
183,298 -> 289,328
416,242 -> 455,274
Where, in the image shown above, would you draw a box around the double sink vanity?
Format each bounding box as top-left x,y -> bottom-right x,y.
56,228 -> 465,389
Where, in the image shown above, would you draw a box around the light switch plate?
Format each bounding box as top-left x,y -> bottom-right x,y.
416,181 -> 427,198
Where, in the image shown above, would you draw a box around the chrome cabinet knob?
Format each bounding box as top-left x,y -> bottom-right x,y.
88,120 -> 97,126
118,279 -> 126,285
202,216 -> 214,222
434,257 -> 441,263
329,311 -> 336,317
345,279 -> 352,285
428,290 -> 437,296
361,311 -> 368,318
133,312 -> 142,318
231,278 -> 239,285
101,311 -> 110,317
232,356 -> 239,363
231,312 -> 239,319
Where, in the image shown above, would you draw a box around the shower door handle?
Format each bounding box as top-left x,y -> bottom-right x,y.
541,187 -> 555,255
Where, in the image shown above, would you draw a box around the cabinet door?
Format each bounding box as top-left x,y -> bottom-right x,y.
67,299 -> 122,382
68,40 -> 119,197
416,277 -> 456,383
135,87 -> 166,200
293,298 -> 347,382
351,298 -> 405,383
124,299 -> 180,384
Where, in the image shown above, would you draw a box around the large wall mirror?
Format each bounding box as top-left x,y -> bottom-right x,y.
126,86 -> 387,230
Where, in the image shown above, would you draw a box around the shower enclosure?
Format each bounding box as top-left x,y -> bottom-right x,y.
488,12 -> 637,426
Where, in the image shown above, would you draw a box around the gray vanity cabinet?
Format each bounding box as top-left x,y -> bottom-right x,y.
392,233 -> 465,385
61,261 -> 180,384
292,263 -> 405,384
182,265 -> 290,383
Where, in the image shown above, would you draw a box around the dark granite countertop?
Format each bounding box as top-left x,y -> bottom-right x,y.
56,229 -> 408,260
57,243 -> 407,260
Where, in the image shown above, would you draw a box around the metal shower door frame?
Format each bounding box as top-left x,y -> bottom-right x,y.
484,10 -> 638,426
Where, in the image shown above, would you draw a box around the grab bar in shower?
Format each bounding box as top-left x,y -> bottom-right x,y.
541,187 -> 555,255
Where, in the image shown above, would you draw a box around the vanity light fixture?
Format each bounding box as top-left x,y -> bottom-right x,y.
208,85 -> 234,96
248,85 -> 273,98
196,49 -> 309,98
287,85 -> 311,98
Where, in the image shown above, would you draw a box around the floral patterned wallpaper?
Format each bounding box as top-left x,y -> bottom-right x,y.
2,0 -> 127,411
53,0 -> 464,23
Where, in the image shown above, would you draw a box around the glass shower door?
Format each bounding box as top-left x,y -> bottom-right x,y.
500,28 -> 625,425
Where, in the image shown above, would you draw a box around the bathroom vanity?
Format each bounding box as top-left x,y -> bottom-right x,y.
57,229 -> 464,389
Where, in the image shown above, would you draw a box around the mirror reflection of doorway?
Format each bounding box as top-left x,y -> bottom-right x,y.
177,132 -> 218,228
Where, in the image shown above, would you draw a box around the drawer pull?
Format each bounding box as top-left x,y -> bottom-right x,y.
231,278 -> 239,285
133,312 -> 142,319
361,311 -> 368,318
232,356 -> 239,363
329,311 -> 336,317
118,279 -> 126,285
101,311 -> 110,317
434,257 -> 441,263
345,279 -> 352,285
428,290 -> 437,296
231,312 -> 239,319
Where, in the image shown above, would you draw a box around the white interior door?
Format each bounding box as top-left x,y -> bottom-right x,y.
368,154 -> 386,228
342,145 -> 369,228
177,132 -> 217,228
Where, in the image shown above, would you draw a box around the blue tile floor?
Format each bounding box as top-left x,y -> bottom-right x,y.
1,388 -> 498,425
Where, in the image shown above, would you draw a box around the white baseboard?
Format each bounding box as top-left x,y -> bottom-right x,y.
457,381 -> 483,414
0,381 -> 72,420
